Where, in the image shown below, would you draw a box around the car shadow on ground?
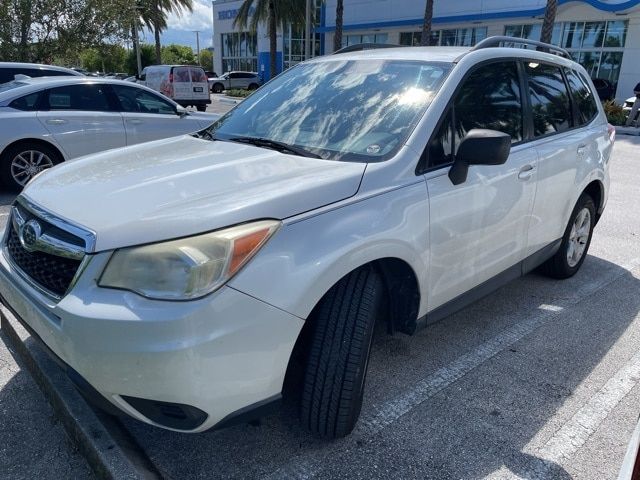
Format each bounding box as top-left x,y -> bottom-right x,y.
110,254 -> 640,479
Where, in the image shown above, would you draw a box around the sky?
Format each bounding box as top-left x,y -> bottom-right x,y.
148,0 -> 214,51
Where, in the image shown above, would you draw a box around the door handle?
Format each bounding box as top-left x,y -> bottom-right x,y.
46,119 -> 67,125
518,164 -> 535,181
577,144 -> 587,156
127,119 -> 143,125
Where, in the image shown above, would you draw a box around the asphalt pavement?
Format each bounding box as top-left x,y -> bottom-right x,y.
0,132 -> 639,479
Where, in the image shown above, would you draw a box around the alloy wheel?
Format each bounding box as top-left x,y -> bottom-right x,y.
566,207 -> 591,267
10,150 -> 54,186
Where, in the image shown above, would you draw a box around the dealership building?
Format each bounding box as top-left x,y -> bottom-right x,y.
212,0 -> 640,101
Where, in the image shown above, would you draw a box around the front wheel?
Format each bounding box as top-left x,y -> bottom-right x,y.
540,193 -> 596,279
1,143 -> 62,192
196,105 -> 207,112
212,83 -> 224,94
300,266 -> 384,439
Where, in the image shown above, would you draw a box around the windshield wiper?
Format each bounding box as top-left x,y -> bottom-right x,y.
227,136 -> 322,159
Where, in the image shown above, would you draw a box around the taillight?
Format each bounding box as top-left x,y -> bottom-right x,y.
607,123 -> 616,143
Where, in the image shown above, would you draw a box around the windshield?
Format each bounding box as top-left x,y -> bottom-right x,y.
204,59 -> 451,162
0,81 -> 28,93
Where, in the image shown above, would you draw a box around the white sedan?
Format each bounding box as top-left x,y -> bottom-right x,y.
0,77 -> 218,190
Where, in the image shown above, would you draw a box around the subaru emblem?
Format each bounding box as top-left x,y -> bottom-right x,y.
19,219 -> 42,252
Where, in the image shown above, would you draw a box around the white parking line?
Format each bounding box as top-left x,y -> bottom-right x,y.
267,259 -> 640,480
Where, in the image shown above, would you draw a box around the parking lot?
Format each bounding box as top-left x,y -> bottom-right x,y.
0,130 -> 638,479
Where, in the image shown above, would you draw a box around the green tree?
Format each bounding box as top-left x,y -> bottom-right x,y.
200,49 -> 214,70
540,0 -> 558,44
126,43 -> 156,73
80,44 -> 128,73
161,44 -> 196,64
234,0 -> 306,80
420,0 -> 434,46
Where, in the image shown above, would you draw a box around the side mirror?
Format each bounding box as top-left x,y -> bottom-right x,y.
176,105 -> 188,117
448,129 -> 511,185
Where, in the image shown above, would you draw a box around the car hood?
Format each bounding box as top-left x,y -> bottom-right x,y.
23,135 -> 367,251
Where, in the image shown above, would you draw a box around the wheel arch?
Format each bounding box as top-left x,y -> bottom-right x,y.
582,179 -> 605,224
1,137 -> 66,163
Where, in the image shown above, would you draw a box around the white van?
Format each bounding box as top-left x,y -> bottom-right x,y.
139,65 -> 211,111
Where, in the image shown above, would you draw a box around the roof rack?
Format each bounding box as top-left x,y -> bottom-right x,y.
333,43 -> 401,55
471,36 -> 571,59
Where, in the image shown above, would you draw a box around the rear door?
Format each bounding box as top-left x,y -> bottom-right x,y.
424,60 -> 539,310
37,83 -> 126,159
523,62 -> 601,255
110,84 -> 202,145
189,67 -> 209,101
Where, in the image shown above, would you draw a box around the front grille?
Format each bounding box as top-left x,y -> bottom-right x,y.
5,217 -> 83,298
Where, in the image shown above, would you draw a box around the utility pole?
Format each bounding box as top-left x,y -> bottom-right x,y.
211,1 -> 216,71
193,30 -> 201,65
304,0 -> 311,60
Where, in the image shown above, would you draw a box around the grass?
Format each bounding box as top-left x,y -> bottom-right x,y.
225,89 -> 253,98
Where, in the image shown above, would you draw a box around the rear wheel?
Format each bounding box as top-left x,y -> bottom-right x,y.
212,83 -> 224,94
540,193 -> 595,279
0,142 -> 62,192
248,83 -> 259,90
196,105 -> 207,112
300,266 -> 384,439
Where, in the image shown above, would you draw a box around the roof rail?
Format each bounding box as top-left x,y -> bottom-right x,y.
333,43 -> 401,55
471,36 -> 571,59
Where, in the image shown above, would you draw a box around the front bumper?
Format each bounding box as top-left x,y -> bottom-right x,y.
0,248 -> 304,432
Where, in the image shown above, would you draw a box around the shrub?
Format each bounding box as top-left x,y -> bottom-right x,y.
225,89 -> 253,98
602,99 -> 627,126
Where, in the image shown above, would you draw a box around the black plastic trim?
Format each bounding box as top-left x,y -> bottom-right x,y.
212,394 -> 282,430
415,239 -> 562,331
121,396 -> 208,431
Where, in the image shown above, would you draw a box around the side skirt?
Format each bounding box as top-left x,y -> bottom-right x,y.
415,239 -> 562,331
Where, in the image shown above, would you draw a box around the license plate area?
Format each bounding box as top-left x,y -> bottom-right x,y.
193,87 -> 204,92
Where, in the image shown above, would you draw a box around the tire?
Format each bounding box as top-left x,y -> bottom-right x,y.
300,266 -> 384,439
196,105 -> 207,112
1,142 -> 62,192
212,83 -> 224,94
540,193 -> 596,279
248,83 -> 259,91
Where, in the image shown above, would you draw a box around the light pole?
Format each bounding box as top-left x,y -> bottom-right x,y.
193,30 -> 201,65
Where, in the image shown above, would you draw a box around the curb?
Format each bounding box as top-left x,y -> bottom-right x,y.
1,306 -> 160,480
615,126 -> 640,136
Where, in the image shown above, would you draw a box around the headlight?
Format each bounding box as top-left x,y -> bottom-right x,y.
98,220 -> 279,300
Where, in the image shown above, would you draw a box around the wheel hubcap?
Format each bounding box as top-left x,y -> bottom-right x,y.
10,150 -> 54,186
567,207 -> 591,268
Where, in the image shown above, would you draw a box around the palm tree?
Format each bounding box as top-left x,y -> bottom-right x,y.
334,0 -> 344,52
420,0 -> 433,46
540,0 -> 558,45
138,0 -> 193,64
234,0 -> 305,80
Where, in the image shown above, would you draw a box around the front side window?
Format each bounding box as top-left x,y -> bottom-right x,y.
205,60 -> 451,162
564,69 -> 598,126
427,61 -> 523,169
44,84 -> 111,111
111,85 -> 176,115
525,62 -> 572,137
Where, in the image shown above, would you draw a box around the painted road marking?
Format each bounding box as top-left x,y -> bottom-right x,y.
268,260 -> 640,480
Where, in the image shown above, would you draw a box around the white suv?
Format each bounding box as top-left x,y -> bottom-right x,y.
0,38 -> 613,438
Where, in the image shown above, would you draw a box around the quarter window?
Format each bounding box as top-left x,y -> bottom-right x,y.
525,62 -> 573,137
564,69 -> 599,126
9,92 -> 40,111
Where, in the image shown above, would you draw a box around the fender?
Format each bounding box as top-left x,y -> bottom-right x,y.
229,182 -> 431,320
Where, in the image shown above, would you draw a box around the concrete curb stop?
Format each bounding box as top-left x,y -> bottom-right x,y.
1,306 -> 160,480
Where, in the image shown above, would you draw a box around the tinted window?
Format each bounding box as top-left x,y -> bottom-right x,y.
44,84 -> 111,111
190,68 -> 207,83
173,67 -> 191,83
564,69 -> 599,125
9,92 -> 41,111
111,85 -> 176,114
525,62 -> 573,136
453,61 -> 523,147
427,61 -> 523,169
22,68 -> 72,78
229,73 -> 241,79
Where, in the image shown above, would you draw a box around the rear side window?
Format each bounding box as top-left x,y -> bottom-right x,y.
44,84 -> 111,111
564,69 -> 599,126
427,61 -> 523,169
525,62 -> 573,137
9,92 -> 40,111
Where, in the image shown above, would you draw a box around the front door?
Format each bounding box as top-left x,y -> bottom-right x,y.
424,60 -> 538,310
